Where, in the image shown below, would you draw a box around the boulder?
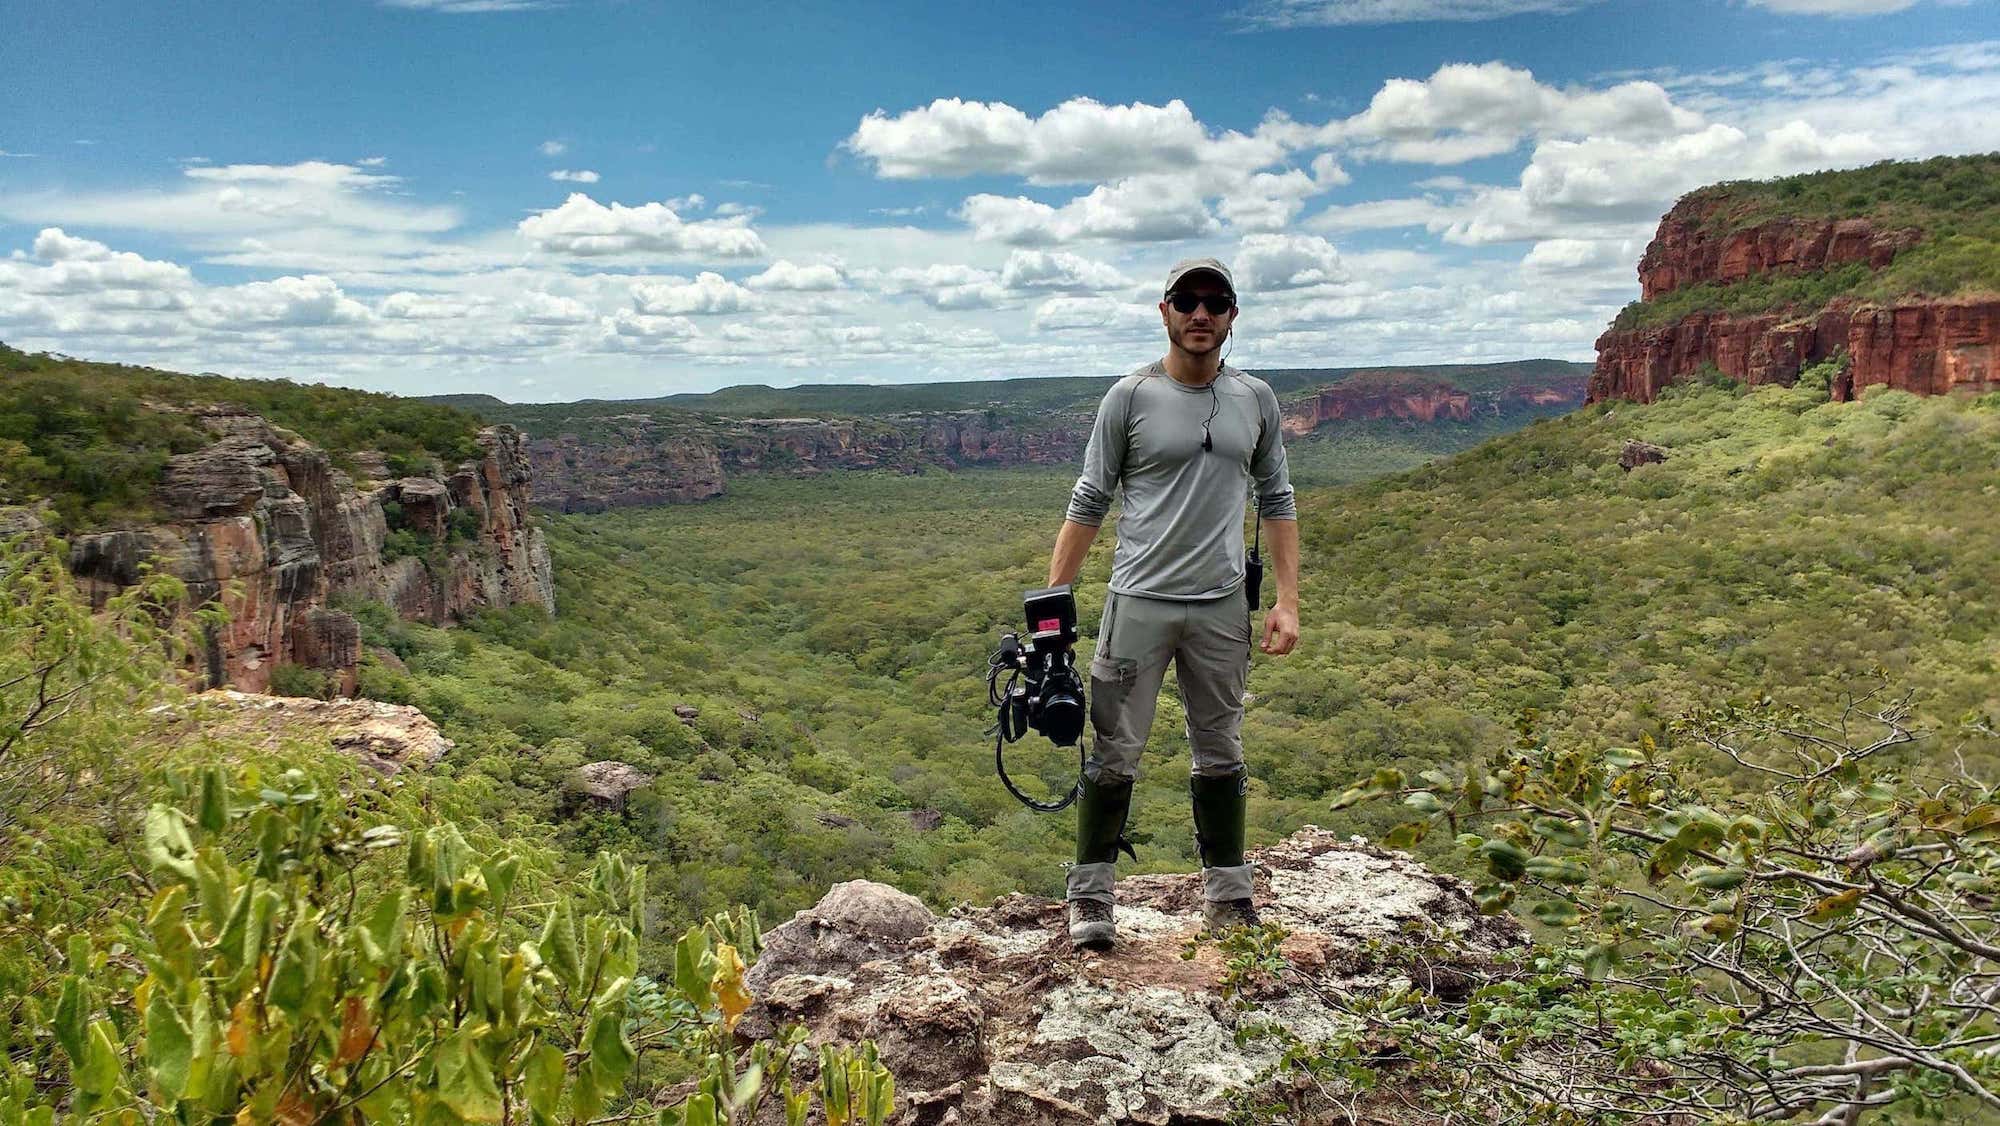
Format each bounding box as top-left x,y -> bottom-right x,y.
562,761 -> 655,814
1619,439 -> 1668,470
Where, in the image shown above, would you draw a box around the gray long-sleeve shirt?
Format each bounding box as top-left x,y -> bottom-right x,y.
1066,361 -> 1297,601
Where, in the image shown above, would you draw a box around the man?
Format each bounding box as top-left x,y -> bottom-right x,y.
1046,257 -> 1299,951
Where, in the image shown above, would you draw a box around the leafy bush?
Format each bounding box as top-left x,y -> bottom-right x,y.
1221,695 -> 2000,1121
268,662 -> 334,700
2,767 -> 894,1124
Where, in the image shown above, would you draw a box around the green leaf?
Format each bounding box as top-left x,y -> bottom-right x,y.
144,987 -> 194,1101
1403,791 -> 1443,814
144,805 -> 199,883
266,918 -> 319,1017
361,888 -> 406,966
1479,839 -> 1529,881
1524,857 -> 1589,885
1806,887 -> 1865,923
1530,899 -> 1580,927
52,977 -> 86,1067
1530,817 -> 1586,848
538,902 -> 581,993
523,1042 -> 565,1119
1580,943 -> 1617,982
435,1030 -> 504,1123
196,768 -> 231,833
77,1020 -> 122,1097
674,929 -> 713,1010
682,1093 -> 717,1126
588,1009 -> 637,1088
1687,866 -> 1749,892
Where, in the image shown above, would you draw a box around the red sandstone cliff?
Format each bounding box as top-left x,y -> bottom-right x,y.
1282,372 -> 1588,437
529,412 -> 1087,513
65,408 -> 554,693
1636,203 -> 1919,300
1592,194 -> 1998,404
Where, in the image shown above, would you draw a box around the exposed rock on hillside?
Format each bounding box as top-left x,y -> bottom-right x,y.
1592,174 -> 2000,404
562,760 -> 655,813
153,688 -> 452,774
740,828 -> 1526,1125
1281,372 -> 1587,437
1636,205 -> 1920,300
65,407 -> 553,693
529,412 -> 1085,513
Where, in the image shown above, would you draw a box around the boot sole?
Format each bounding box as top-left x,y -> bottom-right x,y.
1069,921 -> 1116,950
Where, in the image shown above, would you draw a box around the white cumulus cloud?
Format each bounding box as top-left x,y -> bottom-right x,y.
746,260 -> 843,291
517,194 -> 766,258
1236,233 -> 1347,290
630,272 -> 756,315
549,169 -> 600,183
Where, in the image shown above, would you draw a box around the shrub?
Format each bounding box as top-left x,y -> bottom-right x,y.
1226,696 -> 2000,1121
268,662 -> 334,700
0,768 -> 895,1124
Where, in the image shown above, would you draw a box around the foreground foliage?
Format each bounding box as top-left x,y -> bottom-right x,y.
0,539 -> 891,1124
1220,697 -> 1998,1122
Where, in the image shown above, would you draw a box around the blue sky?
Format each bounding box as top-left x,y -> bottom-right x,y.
2,0 -> 1995,399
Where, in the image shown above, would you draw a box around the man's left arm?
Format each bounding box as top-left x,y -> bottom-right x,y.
1260,516 -> 1299,656
1249,380 -> 1300,656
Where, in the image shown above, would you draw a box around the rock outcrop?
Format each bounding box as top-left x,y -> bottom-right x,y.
740,827 -> 1526,1125
1591,298 -> 2000,404
152,689 -> 453,774
528,412 -> 1087,514
1636,205 -> 1919,300
1591,191 -> 1999,404
1281,372 -> 1587,437
65,407 -> 554,693
562,760 -> 655,813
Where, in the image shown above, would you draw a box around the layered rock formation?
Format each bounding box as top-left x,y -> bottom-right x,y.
65,407 -> 554,693
1281,372 -> 1587,437
1592,194 -> 1999,403
529,412 -> 1087,513
739,828 -> 1526,1125
1635,206 -> 1919,300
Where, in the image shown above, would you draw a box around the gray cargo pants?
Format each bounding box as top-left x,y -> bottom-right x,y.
1067,585 -> 1254,904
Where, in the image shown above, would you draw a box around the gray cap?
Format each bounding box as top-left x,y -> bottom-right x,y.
1164,257 -> 1234,298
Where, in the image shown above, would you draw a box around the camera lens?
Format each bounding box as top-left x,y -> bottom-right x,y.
1040,690 -> 1085,745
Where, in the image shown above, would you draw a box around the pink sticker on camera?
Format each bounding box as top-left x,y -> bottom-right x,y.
1036,618 -> 1061,631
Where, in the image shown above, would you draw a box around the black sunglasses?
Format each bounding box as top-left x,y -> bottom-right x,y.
1167,292 -> 1235,315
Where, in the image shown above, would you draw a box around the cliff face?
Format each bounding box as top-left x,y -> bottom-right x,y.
66,407 -> 554,693
1636,204 -> 1919,300
1592,298 -> 2000,403
1280,372 -> 1588,437
529,412 -> 1087,513
1591,195 -> 1999,403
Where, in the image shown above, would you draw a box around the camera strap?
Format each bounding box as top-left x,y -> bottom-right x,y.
994,734 -> 1082,813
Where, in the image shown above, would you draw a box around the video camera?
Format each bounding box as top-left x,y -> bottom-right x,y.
986,584 -> 1087,811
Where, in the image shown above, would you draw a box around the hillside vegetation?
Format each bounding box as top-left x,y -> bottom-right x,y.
317,378 -> 2000,929
5,365 -> 1999,1119
1612,152 -> 2000,330
442,359 -> 1587,426
0,344 -> 484,530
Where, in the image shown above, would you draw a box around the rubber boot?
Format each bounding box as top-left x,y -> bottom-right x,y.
1067,775 -> 1136,949
1191,767 -> 1259,934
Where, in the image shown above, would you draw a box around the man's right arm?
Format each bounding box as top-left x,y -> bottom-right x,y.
1047,519 -> 1100,587
1050,379 -> 1128,586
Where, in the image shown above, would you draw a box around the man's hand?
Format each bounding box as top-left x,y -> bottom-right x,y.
1260,603 -> 1299,655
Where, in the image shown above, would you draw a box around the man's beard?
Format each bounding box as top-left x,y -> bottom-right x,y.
1170,323 -> 1225,357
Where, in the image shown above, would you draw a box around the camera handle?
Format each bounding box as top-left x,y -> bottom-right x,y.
1245,496 -> 1263,646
